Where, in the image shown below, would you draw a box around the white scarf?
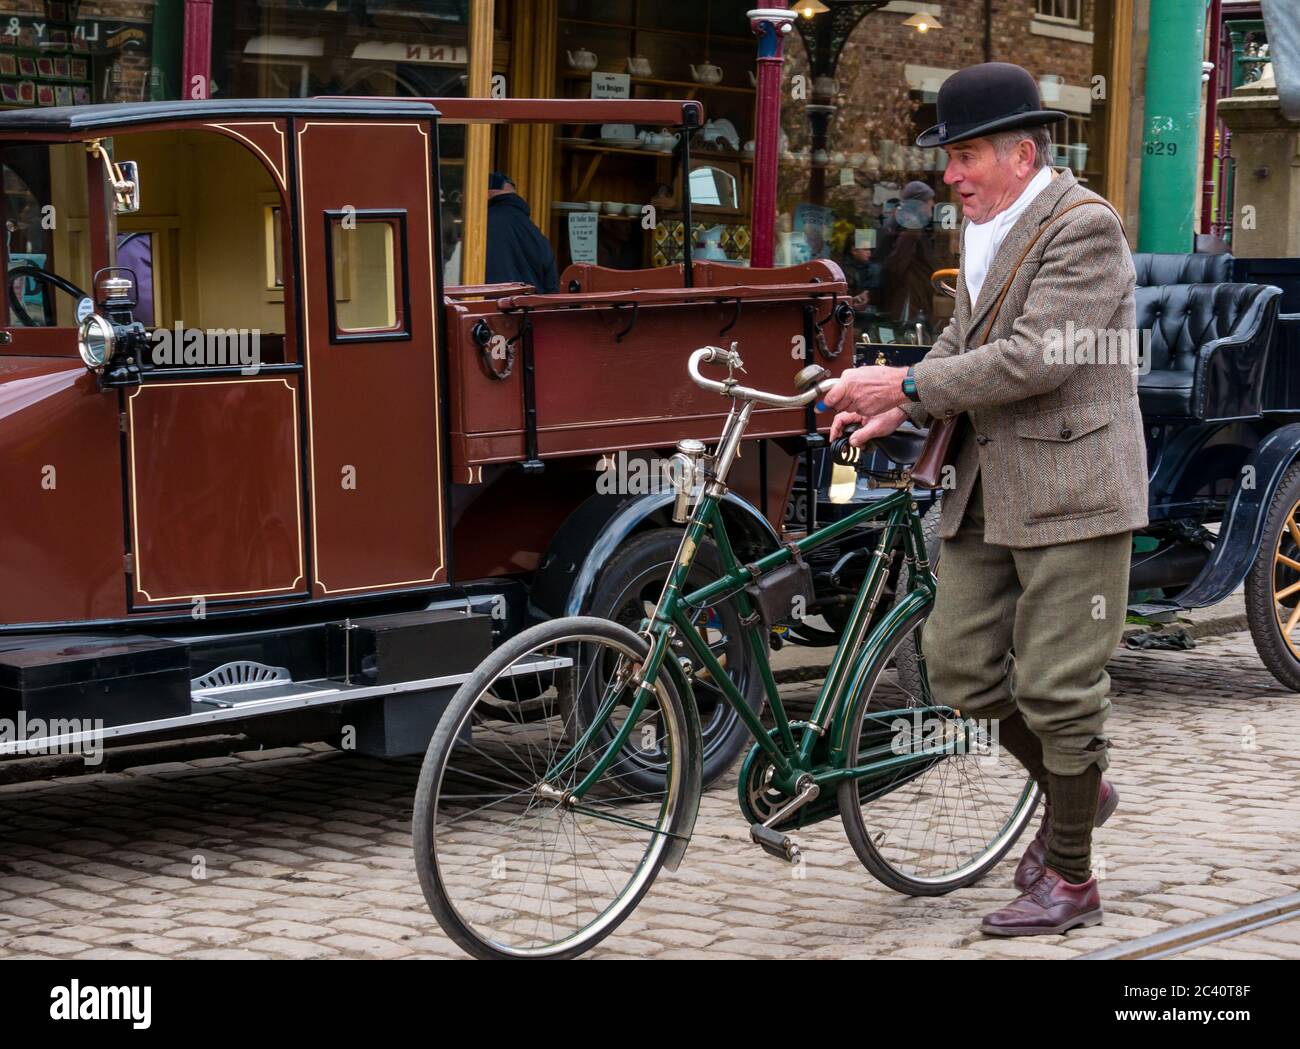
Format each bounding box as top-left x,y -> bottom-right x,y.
963,166 -> 1054,307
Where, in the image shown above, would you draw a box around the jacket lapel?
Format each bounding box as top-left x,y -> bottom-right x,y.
964,168 -> 1077,346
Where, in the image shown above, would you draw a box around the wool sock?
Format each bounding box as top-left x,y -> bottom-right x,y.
1043,764 -> 1101,885
995,709 -> 1049,793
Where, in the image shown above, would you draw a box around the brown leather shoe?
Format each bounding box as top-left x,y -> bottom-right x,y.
1012,777 -> 1119,891
981,867 -> 1103,936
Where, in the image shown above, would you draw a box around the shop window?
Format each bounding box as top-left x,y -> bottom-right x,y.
325,210 -> 409,342
0,2 -> 164,108
1058,115 -> 1093,178
1036,0 -> 1083,24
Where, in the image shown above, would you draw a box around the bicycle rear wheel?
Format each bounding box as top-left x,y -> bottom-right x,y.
837,601 -> 1039,895
413,616 -> 695,959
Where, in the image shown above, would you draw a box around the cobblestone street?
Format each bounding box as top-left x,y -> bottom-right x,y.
1,629 -> 1298,960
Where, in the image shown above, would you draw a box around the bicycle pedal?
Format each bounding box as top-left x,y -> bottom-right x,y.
750,823 -> 801,863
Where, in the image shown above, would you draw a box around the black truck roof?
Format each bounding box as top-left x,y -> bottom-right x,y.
0,97 -> 441,134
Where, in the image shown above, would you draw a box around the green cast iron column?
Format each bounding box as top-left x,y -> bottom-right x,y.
149,0 -> 185,101
1137,0 -> 1207,252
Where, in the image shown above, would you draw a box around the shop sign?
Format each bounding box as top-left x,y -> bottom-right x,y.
351,41 -> 469,66
568,211 -> 599,263
591,72 -> 630,99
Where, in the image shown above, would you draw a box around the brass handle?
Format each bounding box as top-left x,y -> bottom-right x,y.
930,267 -> 958,298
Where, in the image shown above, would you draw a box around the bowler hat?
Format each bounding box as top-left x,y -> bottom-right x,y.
915,62 -> 1066,148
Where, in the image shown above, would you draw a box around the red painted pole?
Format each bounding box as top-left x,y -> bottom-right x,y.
1200,0 -> 1223,235
748,9 -> 795,268
183,0 -> 214,100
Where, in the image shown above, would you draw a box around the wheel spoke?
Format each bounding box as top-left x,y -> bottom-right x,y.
418,624 -> 684,959
839,611 -> 1037,890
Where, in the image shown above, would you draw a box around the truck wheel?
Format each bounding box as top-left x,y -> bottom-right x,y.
1245,461 -> 1300,691
576,527 -> 764,791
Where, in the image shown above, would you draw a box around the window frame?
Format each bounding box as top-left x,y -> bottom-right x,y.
1035,0 -> 1082,25
322,207 -> 411,345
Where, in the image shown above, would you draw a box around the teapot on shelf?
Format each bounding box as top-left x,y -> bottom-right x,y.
566,48 -> 597,71
690,63 -> 723,85
626,55 -> 652,77
640,130 -> 679,153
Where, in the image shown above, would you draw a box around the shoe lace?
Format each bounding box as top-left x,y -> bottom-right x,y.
1028,873 -> 1057,903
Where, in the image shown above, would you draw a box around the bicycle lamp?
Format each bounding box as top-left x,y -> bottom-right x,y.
667,439 -> 707,523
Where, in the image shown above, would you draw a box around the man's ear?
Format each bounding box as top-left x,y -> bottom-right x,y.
1021,138 -> 1038,176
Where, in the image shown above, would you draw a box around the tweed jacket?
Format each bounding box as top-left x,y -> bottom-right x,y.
901,168 -> 1149,548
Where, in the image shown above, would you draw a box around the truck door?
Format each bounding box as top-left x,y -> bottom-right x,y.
294,117 -> 446,595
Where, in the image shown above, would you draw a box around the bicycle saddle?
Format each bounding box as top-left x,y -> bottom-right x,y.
871,424 -> 927,466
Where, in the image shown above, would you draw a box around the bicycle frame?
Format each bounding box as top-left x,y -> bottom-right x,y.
552,409 -> 957,808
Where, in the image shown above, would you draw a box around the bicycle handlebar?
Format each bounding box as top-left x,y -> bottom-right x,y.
689,345 -> 839,408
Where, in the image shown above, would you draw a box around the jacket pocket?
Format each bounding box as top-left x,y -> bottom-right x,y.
1013,401 -> 1121,522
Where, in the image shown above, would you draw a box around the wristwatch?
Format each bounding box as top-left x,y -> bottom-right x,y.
901,366 -> 920,402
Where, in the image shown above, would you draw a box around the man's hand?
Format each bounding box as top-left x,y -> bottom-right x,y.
823,365 -> 909,419
831,406 -> 907,448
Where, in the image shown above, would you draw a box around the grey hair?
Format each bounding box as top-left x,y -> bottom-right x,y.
987,126 -> 1054,170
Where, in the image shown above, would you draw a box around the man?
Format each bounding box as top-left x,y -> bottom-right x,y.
878,180 -> 938,329
841,237 -> 883,325
485,172 -> 558,293
824,62 -> 1146,936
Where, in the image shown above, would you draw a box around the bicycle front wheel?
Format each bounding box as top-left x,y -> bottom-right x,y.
837,601 -> 1039,895
413,616 -> 695,959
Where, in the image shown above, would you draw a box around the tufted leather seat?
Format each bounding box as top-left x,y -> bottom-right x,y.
1135,281 -> 1281,420
1133,251 -> 1233,289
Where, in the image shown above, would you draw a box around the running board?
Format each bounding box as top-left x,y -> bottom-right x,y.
0,654 -> 572,757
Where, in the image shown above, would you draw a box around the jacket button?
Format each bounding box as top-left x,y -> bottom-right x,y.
976,434 -> 989,445
1060,427 -> 1073,439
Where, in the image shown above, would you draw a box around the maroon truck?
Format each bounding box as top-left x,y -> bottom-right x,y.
0,95 -> 853,784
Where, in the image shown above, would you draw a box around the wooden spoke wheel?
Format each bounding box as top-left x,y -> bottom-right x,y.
1246,462 -> 1300,690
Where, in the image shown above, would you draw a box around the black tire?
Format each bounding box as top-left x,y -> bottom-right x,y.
838,600 -> 1039,895
413,616 -> 695,960
580,527 -> 764,791
1245,461 -> 1300,691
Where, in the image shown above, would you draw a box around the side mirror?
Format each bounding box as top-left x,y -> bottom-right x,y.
86,141 -> 141,214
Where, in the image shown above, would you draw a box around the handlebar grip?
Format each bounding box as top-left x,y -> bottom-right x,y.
830,423 -> 862,467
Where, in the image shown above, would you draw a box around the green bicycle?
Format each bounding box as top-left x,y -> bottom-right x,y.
413,344 -> 1040,959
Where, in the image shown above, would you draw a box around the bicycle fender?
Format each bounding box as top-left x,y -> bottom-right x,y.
531,490 -> 782,620
660,655 -> 704,872
826,588 -> 932,764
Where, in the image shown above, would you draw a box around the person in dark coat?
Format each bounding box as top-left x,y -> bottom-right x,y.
485,172 -> 558,293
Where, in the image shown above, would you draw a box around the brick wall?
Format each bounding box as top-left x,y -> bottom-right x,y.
775,3 -> 1103,275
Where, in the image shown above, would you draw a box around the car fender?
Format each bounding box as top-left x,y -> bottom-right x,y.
1174,422 -> 1300,608
529,491 -> 782,620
